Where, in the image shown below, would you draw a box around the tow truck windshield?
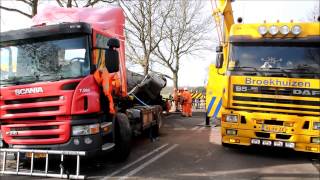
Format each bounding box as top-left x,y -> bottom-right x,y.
228,43 -> 320,73
0,36 -> 90,86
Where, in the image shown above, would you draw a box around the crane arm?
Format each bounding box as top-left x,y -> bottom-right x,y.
212,0 -> 234,44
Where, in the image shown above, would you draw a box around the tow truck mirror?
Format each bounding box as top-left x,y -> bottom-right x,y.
105,48 -> 119,73
215,53 -> 224,68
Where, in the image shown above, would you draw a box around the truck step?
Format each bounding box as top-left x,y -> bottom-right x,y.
101,143 -> 115,151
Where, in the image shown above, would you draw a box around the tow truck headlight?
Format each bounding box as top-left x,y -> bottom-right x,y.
258,25 -> 268,35
72,124 -> 100,136
226,129 -> 237,135
285,142 -> 295,148
313,122 -> 320,130
226,115 -> 238,123
262,140 -> 272,146
291,25 -> 301,35
251,139 -> 260,144
269,25 -> 279,35
273,141 -> 284,147
311,137 -> 320,144
279,25 -> 290,35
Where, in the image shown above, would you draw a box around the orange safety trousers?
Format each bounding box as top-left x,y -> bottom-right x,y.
181,91 -> 192,117
93,69 -> 115,114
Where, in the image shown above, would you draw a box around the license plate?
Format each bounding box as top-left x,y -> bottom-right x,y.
26,152 -> 47,159
261,125 -> 287,133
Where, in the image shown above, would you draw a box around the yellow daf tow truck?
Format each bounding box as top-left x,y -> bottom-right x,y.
206,0 -> 320,153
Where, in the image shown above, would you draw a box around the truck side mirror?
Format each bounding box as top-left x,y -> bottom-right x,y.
105,49 -> 119,73
215,53 -> 223,68
107,38 -> 120,48
105,38 -> 120,73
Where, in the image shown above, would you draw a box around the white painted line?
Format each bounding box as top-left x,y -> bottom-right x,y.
198,127 -> 206,131
173,127 -> 187,130
119,144 -> 179,180
209,127 -> 221,145
191,126 -> 199,131
103,143 -> 169,179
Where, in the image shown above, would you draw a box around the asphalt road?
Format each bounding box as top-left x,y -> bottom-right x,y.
1,111 -> 319,180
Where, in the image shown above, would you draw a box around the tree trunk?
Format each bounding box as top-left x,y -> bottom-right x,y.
67,0 -> 72,7
31,0 -> 38,17
173,72 -> 178,90
143,56 -> 149,75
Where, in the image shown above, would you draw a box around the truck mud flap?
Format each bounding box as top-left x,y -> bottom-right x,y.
0,148 -> 86,179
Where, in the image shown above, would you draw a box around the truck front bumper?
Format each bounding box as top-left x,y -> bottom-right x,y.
221,128 -> 320,153
12,134 -> 107,158
221,110 -> 320,153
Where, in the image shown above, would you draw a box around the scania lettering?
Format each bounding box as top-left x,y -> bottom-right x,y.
206,0 -> 320,153
15,87 -> 44,95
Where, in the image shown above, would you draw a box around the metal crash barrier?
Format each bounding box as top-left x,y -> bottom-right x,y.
0,148 -> 86,179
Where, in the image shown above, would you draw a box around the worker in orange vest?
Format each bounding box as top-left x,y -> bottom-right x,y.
173,88 -> 179,112
181,88 -> 192,117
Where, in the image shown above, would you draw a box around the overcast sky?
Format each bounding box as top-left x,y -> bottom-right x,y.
0,0 -> 318,87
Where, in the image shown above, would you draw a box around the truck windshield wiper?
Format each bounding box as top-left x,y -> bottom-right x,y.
231,66 -> 258,71
3,76 -> 39,85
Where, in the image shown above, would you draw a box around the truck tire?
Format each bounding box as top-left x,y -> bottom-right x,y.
112,113 -> 132,162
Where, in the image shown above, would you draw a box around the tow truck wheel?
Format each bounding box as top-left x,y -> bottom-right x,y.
112,113 -> 132,162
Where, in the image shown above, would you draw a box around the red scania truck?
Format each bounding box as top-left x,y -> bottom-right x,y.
0,6 -> 166,178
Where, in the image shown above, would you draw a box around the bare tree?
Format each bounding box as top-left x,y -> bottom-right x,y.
154,0 -> 213,89
0,0 -> 115,18
55,0 -> 116,8
306,5 -> 320,22
0,0 -> 39,18
118,0 -> 173,75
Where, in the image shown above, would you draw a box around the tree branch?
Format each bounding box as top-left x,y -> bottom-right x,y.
0,5 -> 32,18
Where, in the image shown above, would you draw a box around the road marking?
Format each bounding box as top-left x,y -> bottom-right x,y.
197,127 -> 206,132
173,127 -> 187,130
191,126 -> 199,131
209,127 -> 221,144
103,143 -> 169,179
119,144 -> 179,180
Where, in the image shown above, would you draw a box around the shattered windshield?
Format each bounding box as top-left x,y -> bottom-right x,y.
228,43 -> 320,72
0,36 -> 90,86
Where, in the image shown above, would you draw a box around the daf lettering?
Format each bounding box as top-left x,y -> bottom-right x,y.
15,87 -> 44,95
293,89 -> 320,96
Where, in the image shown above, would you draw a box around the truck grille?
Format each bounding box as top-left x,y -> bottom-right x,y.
4,96 -> 60,105
232,84 -> 320,115
1,121 -> 70,145
1,95 -> 67,120
7,106 -> 59,114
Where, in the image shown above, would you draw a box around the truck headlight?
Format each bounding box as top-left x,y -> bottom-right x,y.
279,25 -> 290,35
72,124 -> 100,136
258,25 -> 268,35
269,25 -> 279,35
311,137 -> 320,144
313,122 -> 320,130
291,25 -> 301,35
226,115 -> 238,123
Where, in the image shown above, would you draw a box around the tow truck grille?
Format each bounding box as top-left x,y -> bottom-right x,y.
232,85 -> 320,115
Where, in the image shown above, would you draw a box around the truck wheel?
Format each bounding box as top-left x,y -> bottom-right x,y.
112,113 -> 132,162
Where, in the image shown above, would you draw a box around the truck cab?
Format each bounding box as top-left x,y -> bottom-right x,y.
206,0 -> 320,153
